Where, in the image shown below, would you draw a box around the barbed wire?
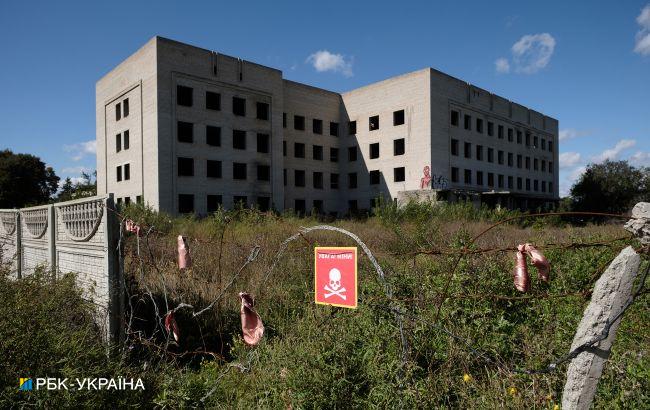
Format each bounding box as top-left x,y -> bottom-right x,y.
192,245 -> 260,318
431,210 -> 645,322
98,204 -> 649,399
514,260 -> 649,374
368,257 -> 649,376
395,234 -> 633,257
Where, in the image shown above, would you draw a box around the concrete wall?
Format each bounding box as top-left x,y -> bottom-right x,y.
341,69 -> 431,210
0,196 -> 121,341
156,37 -> 285,214
283,80 -> 343,214
431,69 -> 559,203
97,37 -> 158,209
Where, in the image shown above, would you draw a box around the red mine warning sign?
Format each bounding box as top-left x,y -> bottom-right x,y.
314,247 -> 358,309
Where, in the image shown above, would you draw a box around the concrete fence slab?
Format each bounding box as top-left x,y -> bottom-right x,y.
0,210 -> 20,276
0,195 -> 121,341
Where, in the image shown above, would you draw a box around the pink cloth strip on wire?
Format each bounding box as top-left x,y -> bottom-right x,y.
239,292 -> 264,346
523,243 -> 550,282
164,311 -> 180,342
177,235 -> 191,269
125,219 -> 141,236
513,245 -> 530,292
513,243 -> 551,292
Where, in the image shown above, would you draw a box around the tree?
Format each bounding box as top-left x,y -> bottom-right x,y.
0,149 -> 60,208
58,178 -> 75,202
55,171 -> 97,202
570,160 -> 650,214
75,171 -> 98,199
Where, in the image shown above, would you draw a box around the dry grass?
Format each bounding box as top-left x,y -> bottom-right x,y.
117,204 -> 647,408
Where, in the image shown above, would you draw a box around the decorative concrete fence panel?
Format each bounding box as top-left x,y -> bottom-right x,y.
54,196 -> 121,340
0,210 -> 20,276
0,195 -> 121,341
20,204 -> 54,275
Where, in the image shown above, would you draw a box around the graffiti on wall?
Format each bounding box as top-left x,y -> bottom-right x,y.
419,166 -> 448,190
420,166 -> 432,189
431,175 -> 448,189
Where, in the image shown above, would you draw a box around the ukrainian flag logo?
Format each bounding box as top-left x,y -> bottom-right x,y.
19,378 -> 32,391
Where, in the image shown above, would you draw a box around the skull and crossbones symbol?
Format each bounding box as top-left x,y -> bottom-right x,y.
324,268 -> 347,300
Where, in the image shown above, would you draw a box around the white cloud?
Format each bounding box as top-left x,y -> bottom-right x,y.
559,184 -> 571,198
634,4 -> 650,55
495,33 -> 556,74
494,58 -> 510,73
559,128 -> 589,141
559,152 -> 582,169
69,177 -> 86,185
306,50 -> 353,77
505,15 -> 519,29
511,33 -> 556,74
61,166 -> 92,175
591,139 -> 636,163
638,4 -> 650,29
63,140 -> 96,161
560,165 -> 587,197
558,137 -> 647,197
569,166 -> 587,180
630,150 -> 650,166
558,148 -> 587,195
634,32 -> 650,55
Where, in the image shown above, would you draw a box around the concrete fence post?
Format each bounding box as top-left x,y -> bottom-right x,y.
562,202 -> 649,409
105,194 -> 124,342
48,204 -> 56,275
16,212 -> 21,278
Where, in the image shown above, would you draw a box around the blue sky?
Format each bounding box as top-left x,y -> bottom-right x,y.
0,0 -> 648,196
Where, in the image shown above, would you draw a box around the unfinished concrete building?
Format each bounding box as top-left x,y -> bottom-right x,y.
96,36 -> 559,215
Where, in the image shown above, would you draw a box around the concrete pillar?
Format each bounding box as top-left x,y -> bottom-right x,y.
561,247 -> 640,409
562,202 -> 649,409
15,212 -> 21,278
105,194 -> 124,343
47,205 -> 56,274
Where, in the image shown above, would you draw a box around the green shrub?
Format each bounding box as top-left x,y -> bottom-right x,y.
2,207 -> 648,408
0,268 -> 162,408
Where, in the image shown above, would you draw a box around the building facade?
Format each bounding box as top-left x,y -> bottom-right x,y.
96,36 -> 559,216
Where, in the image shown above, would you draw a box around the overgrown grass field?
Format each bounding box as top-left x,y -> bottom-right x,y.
2,202 -> 648,408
